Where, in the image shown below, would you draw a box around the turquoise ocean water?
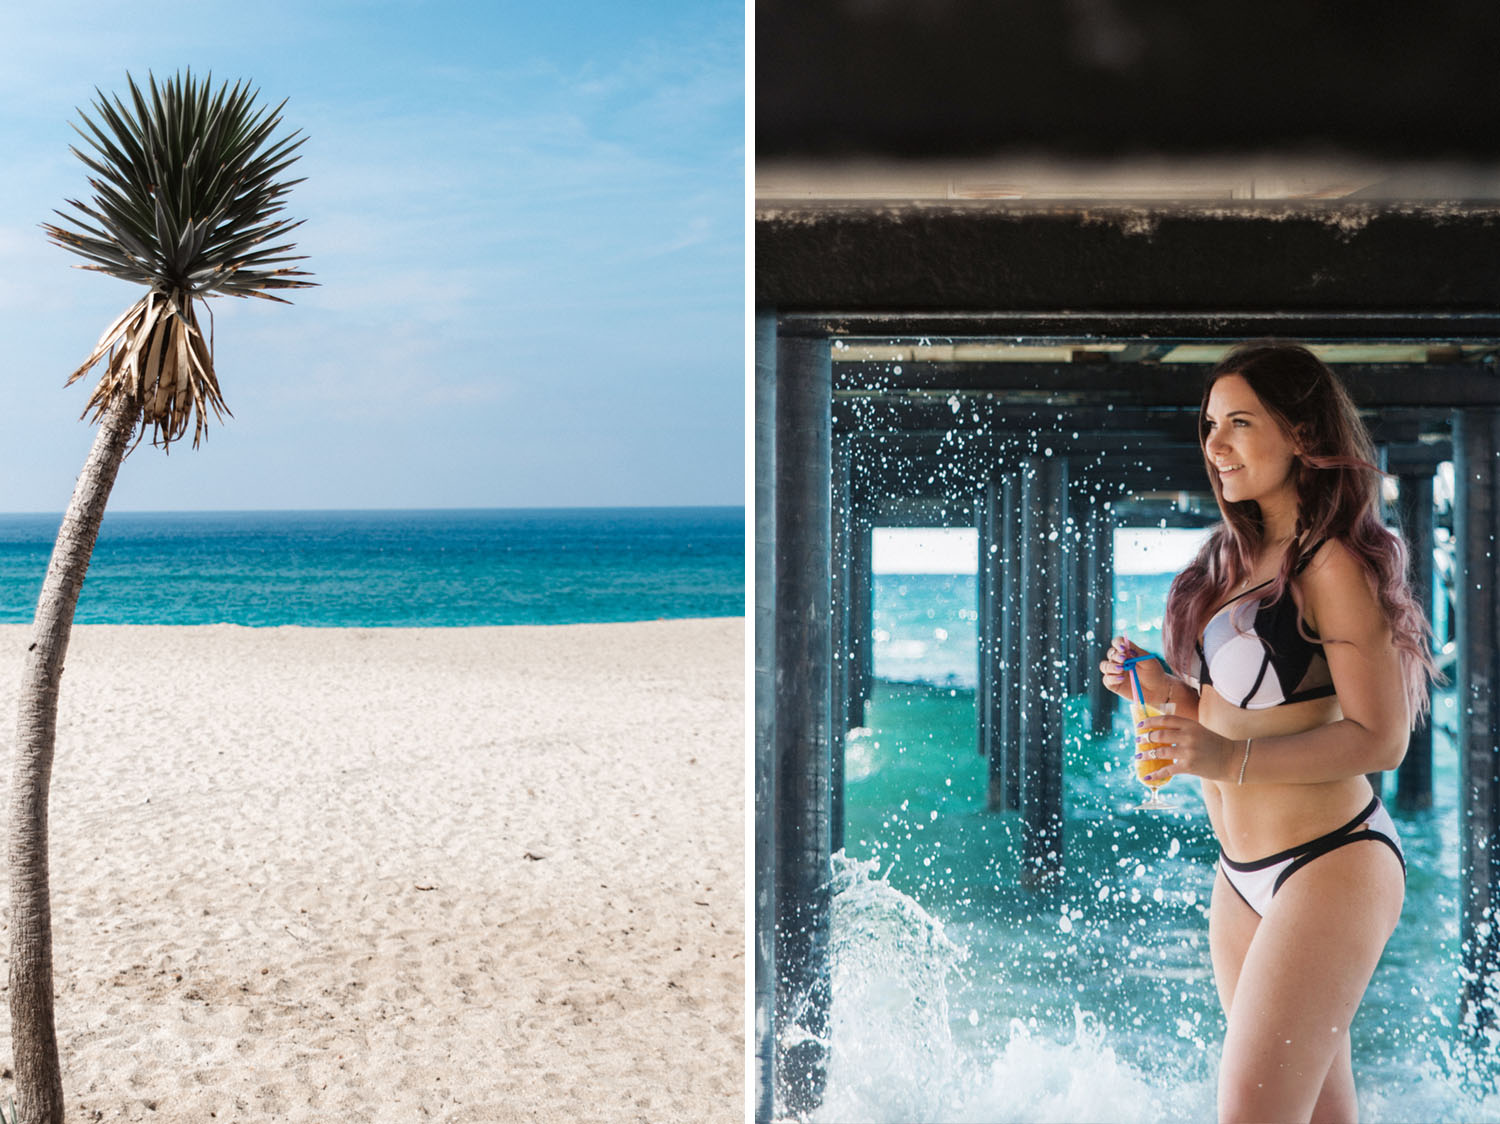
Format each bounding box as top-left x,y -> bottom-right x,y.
823,569 -> 1497,1123
0,507 -> 744,626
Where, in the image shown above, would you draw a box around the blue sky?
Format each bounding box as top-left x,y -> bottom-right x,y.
0,0 -> 744,512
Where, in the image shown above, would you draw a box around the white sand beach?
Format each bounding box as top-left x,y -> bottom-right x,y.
0,619 -> 744,1122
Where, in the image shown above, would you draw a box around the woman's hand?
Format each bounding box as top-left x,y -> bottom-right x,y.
1099,636 -> 1168,704
1135,712 -> 1238,784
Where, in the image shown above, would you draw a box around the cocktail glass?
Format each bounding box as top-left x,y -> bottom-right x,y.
1122,654 -> 1173,811
1130,699 -> 1173,810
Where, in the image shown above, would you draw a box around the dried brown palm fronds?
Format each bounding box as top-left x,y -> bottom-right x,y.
67,287 -> 227,448
44,70 -> 313,449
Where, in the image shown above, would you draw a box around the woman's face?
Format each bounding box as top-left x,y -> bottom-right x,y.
1202,373 -> 1299,508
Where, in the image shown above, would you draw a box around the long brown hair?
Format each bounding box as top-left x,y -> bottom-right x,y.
1162,340 -> 1438,721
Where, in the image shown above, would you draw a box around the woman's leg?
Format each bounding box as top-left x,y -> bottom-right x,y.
1216,840 -> 1404,1124
1309,1033 -> 1356,1124
1209,865 -> 1259,1015
1211,865 -> 1359,1122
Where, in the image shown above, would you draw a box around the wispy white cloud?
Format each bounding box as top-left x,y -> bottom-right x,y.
1,0 -> 744,511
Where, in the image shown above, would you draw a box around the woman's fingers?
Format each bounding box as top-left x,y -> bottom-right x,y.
1134,740 -> 1177,783
1103,636 -> 1135,667
1137,716 -> 1185,759
1134,715 -> 1225,780
1099,657 -> 1132,695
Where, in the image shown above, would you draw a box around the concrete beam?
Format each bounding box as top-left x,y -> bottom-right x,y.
758,1 -> 1500,159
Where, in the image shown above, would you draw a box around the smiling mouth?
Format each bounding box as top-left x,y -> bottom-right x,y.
1216,464 -> 1245,477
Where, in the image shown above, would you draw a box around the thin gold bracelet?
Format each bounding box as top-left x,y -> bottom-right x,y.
1237,737 -> 1254,785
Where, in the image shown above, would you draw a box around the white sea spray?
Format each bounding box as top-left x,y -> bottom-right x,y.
816,852 -> 969,1122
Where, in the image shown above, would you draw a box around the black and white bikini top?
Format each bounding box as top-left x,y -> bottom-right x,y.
1185,539 -> 1337,710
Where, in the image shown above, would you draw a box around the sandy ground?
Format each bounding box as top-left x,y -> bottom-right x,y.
0,619 -> 744,1122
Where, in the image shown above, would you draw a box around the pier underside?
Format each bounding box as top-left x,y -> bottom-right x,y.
755,200 -> 1500,1118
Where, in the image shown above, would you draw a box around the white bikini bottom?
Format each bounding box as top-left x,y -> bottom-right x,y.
1218,795 -> 1404,918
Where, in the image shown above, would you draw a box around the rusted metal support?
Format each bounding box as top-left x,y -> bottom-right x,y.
771,332 -> 833,1118
1396,470 -> 1436,812
753,311 -> 778,1124
1455,408 -> 1500,1042
999,472 -> 1023,811
1019,455 -> 1068,884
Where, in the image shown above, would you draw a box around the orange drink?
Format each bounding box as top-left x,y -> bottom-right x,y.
1119,651 -> 1173,810
1131,700 -> 1172,790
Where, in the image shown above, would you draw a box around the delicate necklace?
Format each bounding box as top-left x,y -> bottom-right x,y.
1241,536 -> 1294,589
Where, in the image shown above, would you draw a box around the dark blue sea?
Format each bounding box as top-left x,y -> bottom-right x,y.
0,507 -> 744,626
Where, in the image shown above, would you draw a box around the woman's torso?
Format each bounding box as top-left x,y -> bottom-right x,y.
1191,545 -> 1376,860
1197,688 -> 1372,861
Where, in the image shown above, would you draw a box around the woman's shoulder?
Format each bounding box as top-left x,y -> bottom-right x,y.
1295,535 -> 1366,582
1294,536 -> 1381,634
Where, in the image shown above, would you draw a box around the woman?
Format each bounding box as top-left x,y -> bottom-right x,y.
1098,341 -> 1436,1124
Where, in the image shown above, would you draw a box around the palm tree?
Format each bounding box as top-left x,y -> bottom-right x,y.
12,71 -> 311,1122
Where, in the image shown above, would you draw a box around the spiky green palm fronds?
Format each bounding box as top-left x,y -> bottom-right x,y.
44,70 -> 313,448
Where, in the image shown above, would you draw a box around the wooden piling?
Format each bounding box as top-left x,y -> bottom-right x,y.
1396,470 -> 1436,811
1000,472 -> 1023,811
977,477 -> 995,759
831,434 -> 851,854
1088,501 -> 1117,734
771,332 -> 833,1117
849,501 -> 873,732
1019,455 -> 1068,883
1455,408 -> 1500,1040
979,475 -> 1006,804
1066,482 -> 1091,698
752,311 -> 778,1124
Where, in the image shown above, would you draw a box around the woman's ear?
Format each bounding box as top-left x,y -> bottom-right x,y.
1290,423 -> 1311,458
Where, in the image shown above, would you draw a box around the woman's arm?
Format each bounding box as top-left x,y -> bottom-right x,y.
1138,539 -> 1409,786
1238,538 -> 1409,781
1161,674 -> 1201,722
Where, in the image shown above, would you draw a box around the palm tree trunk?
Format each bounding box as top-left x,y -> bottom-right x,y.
11,392 -> 138,1124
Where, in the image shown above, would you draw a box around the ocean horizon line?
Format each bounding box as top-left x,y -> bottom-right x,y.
0,503 -> 746,519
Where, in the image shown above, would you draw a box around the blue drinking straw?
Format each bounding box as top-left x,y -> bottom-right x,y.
1120,653 -> 1159,708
